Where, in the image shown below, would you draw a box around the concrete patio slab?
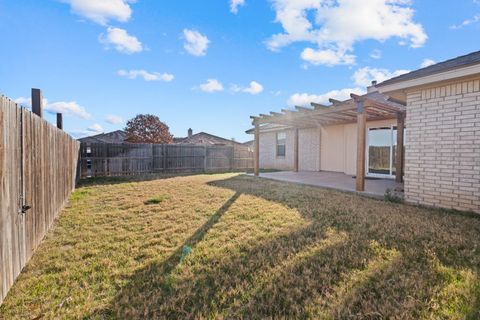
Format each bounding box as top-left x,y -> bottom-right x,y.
252,171 -> 403,198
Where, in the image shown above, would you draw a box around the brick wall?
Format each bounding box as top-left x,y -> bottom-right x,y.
259,128 -> 321,171
259,129 -> 294,170
405,78 -> 480,213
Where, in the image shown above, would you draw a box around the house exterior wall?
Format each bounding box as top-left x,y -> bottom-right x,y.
258,119 -> 396,174
259,129 -> 295,170
299,128 -> 321,171
259,128 -> 320,171
405,78 -> 480,213
320,119 -> 396,175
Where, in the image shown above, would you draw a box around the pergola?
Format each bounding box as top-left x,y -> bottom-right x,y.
250,91 -> 407,192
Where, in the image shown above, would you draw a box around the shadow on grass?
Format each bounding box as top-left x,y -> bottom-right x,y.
76,173 -> 197,187
76,171 -> 251,188
90,175 -> 480,319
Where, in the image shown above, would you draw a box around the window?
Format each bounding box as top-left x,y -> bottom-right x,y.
367,125 -> 404,177
276,132 -> 286,157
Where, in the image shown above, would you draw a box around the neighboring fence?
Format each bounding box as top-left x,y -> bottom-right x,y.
0,96 -> 80,304
79,142 -> 254,177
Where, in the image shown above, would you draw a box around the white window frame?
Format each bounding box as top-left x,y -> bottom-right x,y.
276,131 -> 286,158
366,125 -> 396,179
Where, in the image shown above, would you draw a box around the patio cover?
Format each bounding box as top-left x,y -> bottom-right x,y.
248,90 -> 407,191
249,91 -> 406,129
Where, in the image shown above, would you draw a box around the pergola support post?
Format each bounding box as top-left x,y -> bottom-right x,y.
254,122 -> 260,176
293,128 -> 299,172
356,101 -> 366,192
395,112 -> 405,183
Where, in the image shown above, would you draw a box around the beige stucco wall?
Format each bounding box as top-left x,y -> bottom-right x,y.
320,119 -> 396,175
299,128 -> 321,171
405,78 -> 480,213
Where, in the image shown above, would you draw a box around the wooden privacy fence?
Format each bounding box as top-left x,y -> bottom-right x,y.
0,95 -> 80,304
79,142 -> 254,177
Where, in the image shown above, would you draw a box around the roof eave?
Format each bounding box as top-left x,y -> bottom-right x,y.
377,64 -> 480,94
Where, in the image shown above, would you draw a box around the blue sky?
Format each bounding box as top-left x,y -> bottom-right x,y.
0,0 -> 479,142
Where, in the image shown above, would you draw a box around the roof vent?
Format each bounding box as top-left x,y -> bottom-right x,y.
371,80 -> 377,86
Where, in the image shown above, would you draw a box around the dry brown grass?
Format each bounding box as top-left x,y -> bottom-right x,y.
0,173 -> 479,319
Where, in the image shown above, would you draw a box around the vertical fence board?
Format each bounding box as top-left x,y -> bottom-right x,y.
0,96 -> 80,304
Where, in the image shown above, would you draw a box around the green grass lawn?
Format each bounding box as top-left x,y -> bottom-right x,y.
1,173 -> 479,319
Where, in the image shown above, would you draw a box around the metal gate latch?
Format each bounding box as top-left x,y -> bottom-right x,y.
21,205 -> 31,214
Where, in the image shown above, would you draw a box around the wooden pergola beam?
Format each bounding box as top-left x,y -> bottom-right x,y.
329,98 -> 345,106
295,105 -> 313,112
252,92 -> 404,128
311,102 -> 330,109
270,111 -> 283,116
311,112 -> 356,122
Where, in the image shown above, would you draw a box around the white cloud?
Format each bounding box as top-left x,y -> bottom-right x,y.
287,88 -> 365,107
46,101 -> 91,119
301,48 -> 355,66
198,79 -> 224,93
370,49 -> 382,59
105,114 -> 124,125
451,1 -> 480,29
450,14 -> 480,29
232,81 -> 264,95
14,97 -> 36,108
14,97 -> 91,119
62,0 -> 135,25
99,27 -> 143,54
230,0 -> 245,14
243,81 -> 264,94
420,58 -> 436,68
352,67 -> 410,87
117,69 -> 174,82
267,0 -> 427,66
87,123 -> 104,133
183,29 -> 210,56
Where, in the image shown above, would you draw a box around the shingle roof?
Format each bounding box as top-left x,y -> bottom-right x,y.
79,130 -> 247,146
175,132 -> 244,146
377,50 -> 480,87
78,130 -> 127,143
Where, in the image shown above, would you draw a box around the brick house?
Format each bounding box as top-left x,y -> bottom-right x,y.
248,50 -> 480,213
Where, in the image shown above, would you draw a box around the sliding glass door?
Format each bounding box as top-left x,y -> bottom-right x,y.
367,126 -> 397,177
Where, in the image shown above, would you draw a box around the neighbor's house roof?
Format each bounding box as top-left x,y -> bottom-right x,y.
78,130 -> 127,143
175,132 -> 244,146
377,50 -> 480,92
79,130 -> 245,146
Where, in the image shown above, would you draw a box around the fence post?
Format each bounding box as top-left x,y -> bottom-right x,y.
56,113 -> 63,130
151,144 -> 154,173
31,88 -> 43,118
162,144 -> 167,173
204,145 -> 208,173
231,144 -> 234,171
